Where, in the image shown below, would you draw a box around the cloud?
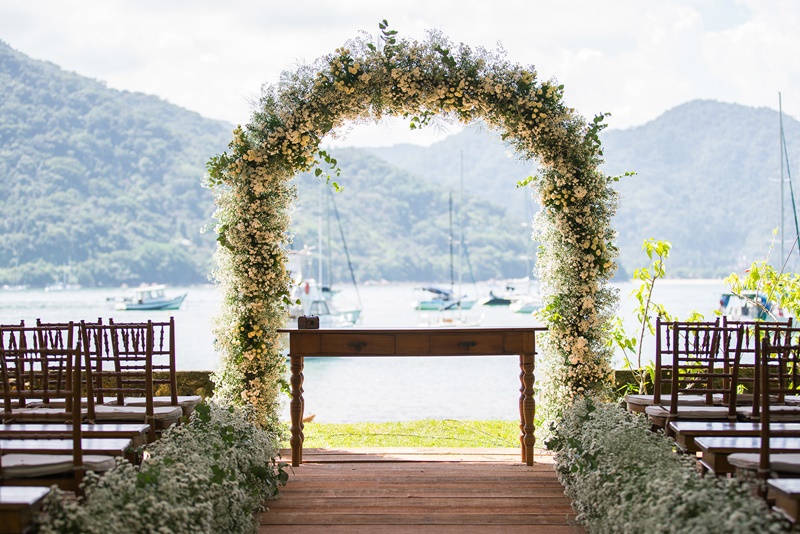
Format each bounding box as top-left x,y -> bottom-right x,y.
1,0 -> 799,146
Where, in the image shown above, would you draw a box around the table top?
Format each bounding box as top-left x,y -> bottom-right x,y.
279,326 -> 547,334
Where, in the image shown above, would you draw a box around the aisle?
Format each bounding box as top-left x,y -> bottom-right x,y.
259,448 -> 583,533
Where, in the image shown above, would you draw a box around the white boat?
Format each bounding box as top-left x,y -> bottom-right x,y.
114,285 -> 187,311
414,286 -> 477,311
288,278 -> 361,328
509,294 -> 543,314
286,183 -> 363,328
718,291 -> 787,321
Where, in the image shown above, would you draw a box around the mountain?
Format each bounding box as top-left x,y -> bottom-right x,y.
604,99 -> 800,277
368,101 -> 800,278
0,40 -> 232,286
291,150 -> 534,283
2,38 -> 798,285
0,42 -> 531,287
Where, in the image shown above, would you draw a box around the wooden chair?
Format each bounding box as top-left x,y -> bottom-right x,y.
625,317 -> 720,413
0,330 -> 120,492
737,323 -> 800,422
646,321 -> 744,435
0,324 -> 87,423
80,320 -> 182,442
729,330 -> 800,478
110,317 -> 200,417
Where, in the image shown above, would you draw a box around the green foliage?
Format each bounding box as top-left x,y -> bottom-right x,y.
610,238 -> 710,397
37,402 -> 286,534
547,398 -> 790,533
0,40 -> 231,287
724,232 -> 800,319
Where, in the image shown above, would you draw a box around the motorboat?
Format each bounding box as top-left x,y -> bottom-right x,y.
114,285 -> 187,311
719,291 -> 788,321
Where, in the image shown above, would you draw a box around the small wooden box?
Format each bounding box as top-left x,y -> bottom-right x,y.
297,316 -> 319,329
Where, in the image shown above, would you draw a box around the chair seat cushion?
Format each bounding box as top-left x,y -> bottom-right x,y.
728,453 -> 800,474
123,395 -> 202,416
645,405 -> 733,419
94,404 -> 182,422
1,453 -> 115,478
4,408 -> 88,422
737,406 -> 800,421
626,394 -> 714,407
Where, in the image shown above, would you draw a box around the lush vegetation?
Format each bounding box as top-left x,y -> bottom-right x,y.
547,398 -> 791,533
0,40 -> 531,288
300,419 -> 519,448
0,40 -> 232,287
37,402 -> 286,534
291,150 -> 532,283
371,101 -> 800,278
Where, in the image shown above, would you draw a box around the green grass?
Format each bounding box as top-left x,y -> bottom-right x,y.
294,419 -> 521,448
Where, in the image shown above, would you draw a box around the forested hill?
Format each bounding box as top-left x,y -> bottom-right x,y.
371,101 -> 800,277
3,37 -> 799,285
0,41 -> 532,287
0,40 -> 232,286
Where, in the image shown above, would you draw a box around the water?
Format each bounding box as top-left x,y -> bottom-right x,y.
0,279 -> 728,422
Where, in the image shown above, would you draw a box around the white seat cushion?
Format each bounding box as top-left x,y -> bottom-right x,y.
123,395 -> 202,416
645,405 -> 732,419
1,453 -> 115,478
728,453 -> 800,474
626,394 -> 713,407
738,405 -> 800,421
94,404 -> 182,422
5,407 -> 88,422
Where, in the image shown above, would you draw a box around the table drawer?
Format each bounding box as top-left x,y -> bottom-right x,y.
319,334 -> 395,355
430,333 -> 506,355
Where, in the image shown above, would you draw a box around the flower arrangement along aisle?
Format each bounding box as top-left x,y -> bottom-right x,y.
206,21 -> 619,430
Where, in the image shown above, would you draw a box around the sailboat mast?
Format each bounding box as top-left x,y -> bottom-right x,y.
458,150 -> 464,309
448,192 -> 454,296
781,93 -> 785,264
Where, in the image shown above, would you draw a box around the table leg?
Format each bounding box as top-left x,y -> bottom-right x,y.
519,351 -> 536,466
290,354 -> 304,467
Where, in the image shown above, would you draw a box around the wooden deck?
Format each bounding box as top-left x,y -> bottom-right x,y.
260,448 -> 583,533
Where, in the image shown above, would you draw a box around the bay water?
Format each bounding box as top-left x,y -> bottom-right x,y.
0,279 -> 728,422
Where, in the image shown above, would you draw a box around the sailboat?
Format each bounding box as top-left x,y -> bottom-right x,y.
417,151 -> 482,326
288,184 -> 362,328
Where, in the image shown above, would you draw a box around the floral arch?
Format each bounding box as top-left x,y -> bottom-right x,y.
206,24 -> 619,430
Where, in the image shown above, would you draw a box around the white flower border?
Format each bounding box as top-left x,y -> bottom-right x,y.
206,25 -> 619,429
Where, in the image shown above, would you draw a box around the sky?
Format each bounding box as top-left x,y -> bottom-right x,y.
1,0 -> 799,147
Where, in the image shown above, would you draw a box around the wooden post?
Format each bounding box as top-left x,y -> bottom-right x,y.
290,353 -> 304,467
519,331 -> 536,465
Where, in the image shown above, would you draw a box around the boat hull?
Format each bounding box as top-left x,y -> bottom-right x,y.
115,294 -> 187,311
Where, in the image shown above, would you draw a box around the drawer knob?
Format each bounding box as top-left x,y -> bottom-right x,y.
458,340 -> 477,351
348,341 -> 367,352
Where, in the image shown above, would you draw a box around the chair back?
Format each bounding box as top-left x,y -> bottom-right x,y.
0,324 -> 78,416
667,320 -> 743,418
756,330 -> 800,476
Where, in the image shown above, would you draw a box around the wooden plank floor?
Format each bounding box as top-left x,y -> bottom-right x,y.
260,448 -> 584,533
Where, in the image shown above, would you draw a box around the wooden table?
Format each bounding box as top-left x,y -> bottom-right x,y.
279,327 -> 545,467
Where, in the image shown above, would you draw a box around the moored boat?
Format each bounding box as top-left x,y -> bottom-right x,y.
114,285 -> 187,311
